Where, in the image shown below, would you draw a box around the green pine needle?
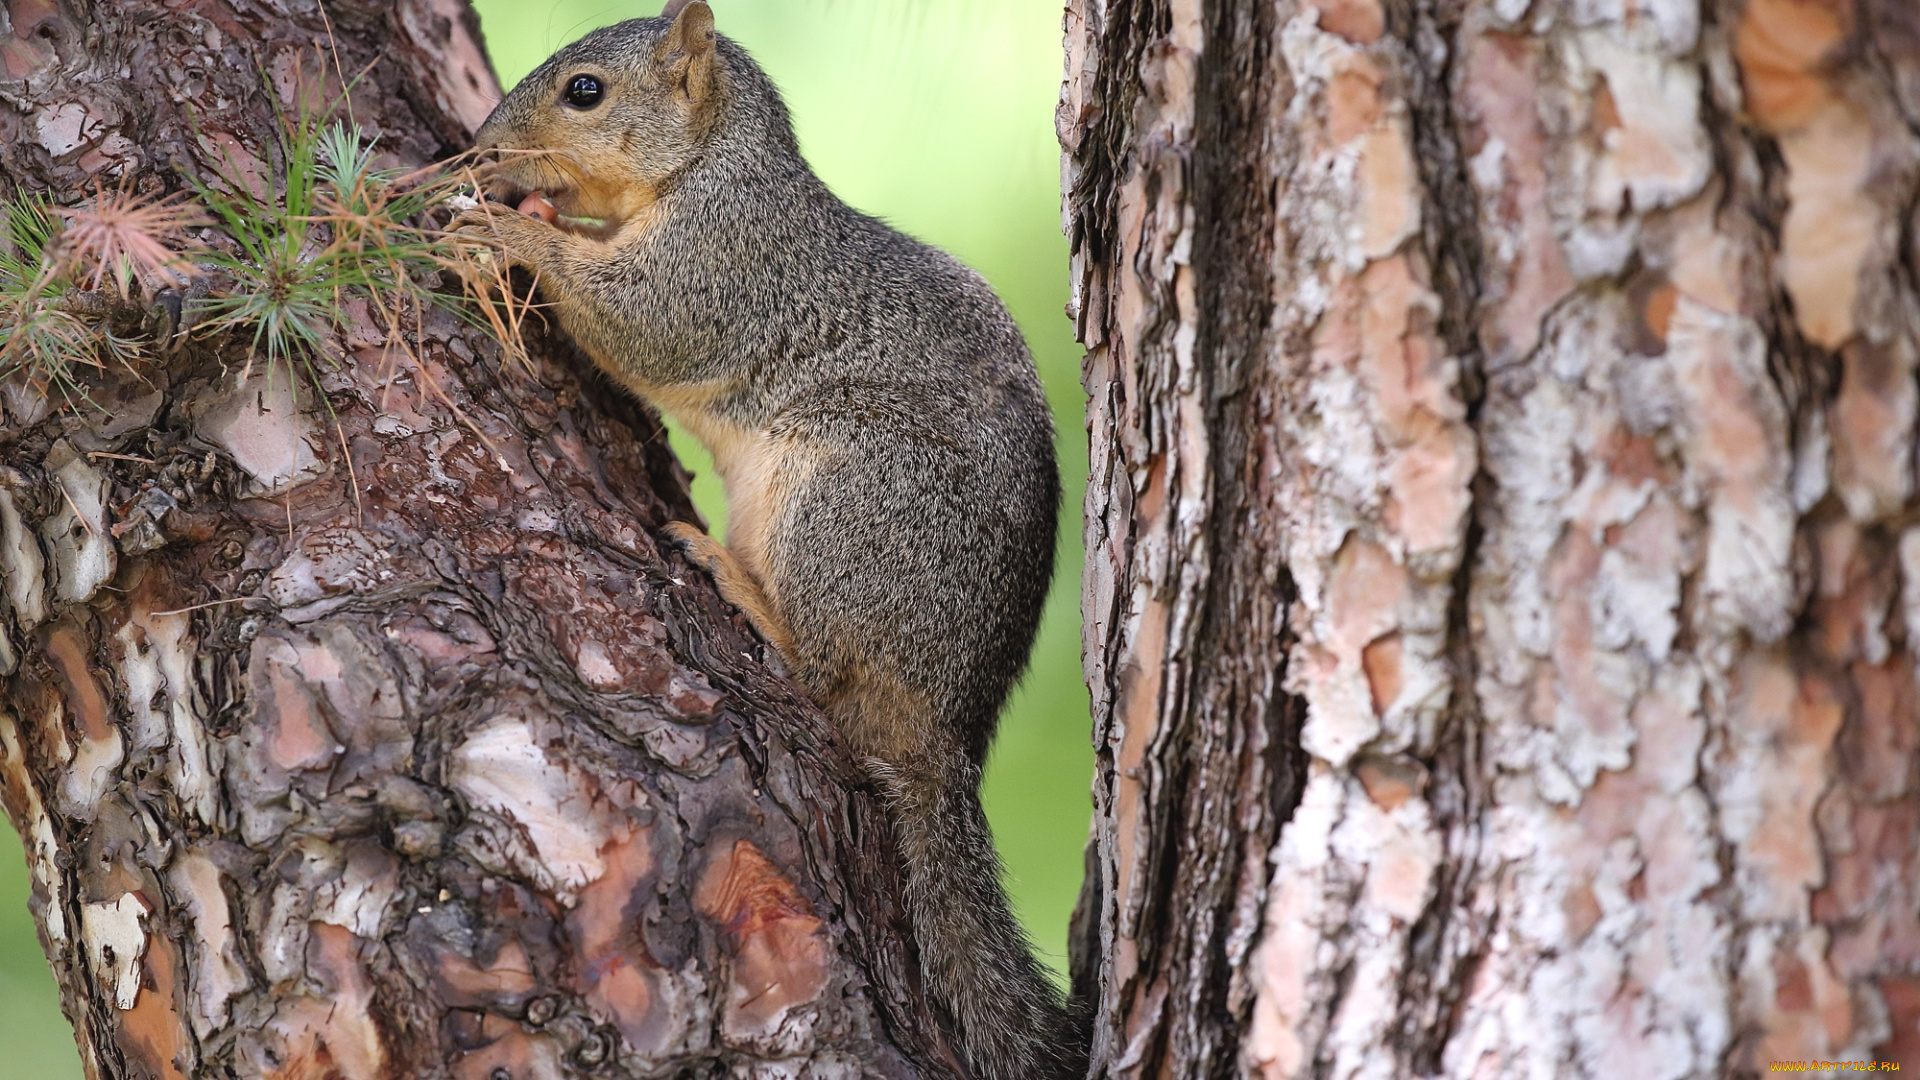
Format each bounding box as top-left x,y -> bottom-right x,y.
1,104 -> 522,415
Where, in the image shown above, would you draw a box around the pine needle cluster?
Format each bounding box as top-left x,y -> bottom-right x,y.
0,182 -> 201,406
0,110 -> 525,412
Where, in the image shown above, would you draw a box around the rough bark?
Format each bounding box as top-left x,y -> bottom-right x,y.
1065,0 -> 1920,1076
0,3 -> 952,1078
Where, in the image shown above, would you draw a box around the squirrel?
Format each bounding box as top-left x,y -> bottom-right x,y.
455,4 -> 1080,1078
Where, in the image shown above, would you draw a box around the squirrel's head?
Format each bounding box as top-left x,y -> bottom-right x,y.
471,1 -> 723,232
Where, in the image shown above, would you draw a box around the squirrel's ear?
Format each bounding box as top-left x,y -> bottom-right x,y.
661,1 -> 717,109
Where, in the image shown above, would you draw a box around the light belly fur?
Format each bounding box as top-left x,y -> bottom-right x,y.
641,381 -> 795,598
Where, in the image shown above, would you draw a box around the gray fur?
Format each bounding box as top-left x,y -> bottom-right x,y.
471,9 -> 1078,1079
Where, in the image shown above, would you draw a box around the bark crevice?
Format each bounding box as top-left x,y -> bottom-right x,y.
1386,0 -> 1496,1071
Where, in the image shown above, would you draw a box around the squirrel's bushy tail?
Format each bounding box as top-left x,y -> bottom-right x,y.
881,758 -> 1084,1080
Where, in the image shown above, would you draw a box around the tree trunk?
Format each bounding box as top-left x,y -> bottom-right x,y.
0,3 -> 953,1078
1064,0 -> 1920,1076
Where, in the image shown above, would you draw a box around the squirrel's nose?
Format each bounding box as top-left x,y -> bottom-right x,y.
471,106 -> 514,154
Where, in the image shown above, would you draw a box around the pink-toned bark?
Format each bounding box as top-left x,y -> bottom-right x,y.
1066,0 -> 1920,1075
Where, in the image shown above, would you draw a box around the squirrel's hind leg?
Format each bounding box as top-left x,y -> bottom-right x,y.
664,521 -> 798,657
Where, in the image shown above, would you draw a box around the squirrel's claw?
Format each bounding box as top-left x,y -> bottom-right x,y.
448,204 -> 560,277
447,205 -> 505,238
661,520 -> 797,660
662,520 -> 717,570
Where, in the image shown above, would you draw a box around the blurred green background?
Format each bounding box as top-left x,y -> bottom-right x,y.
0,1 -> 1087,1072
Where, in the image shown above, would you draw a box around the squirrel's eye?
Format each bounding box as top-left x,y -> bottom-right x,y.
564,74 -> 604,109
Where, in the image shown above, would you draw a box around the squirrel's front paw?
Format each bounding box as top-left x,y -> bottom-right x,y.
448,201 -> 557,267
663,520 -> 723,574
661,521 -> 796,659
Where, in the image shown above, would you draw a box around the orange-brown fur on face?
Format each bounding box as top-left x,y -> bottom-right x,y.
469,5 -> 714,231
479,147 -> 660,236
